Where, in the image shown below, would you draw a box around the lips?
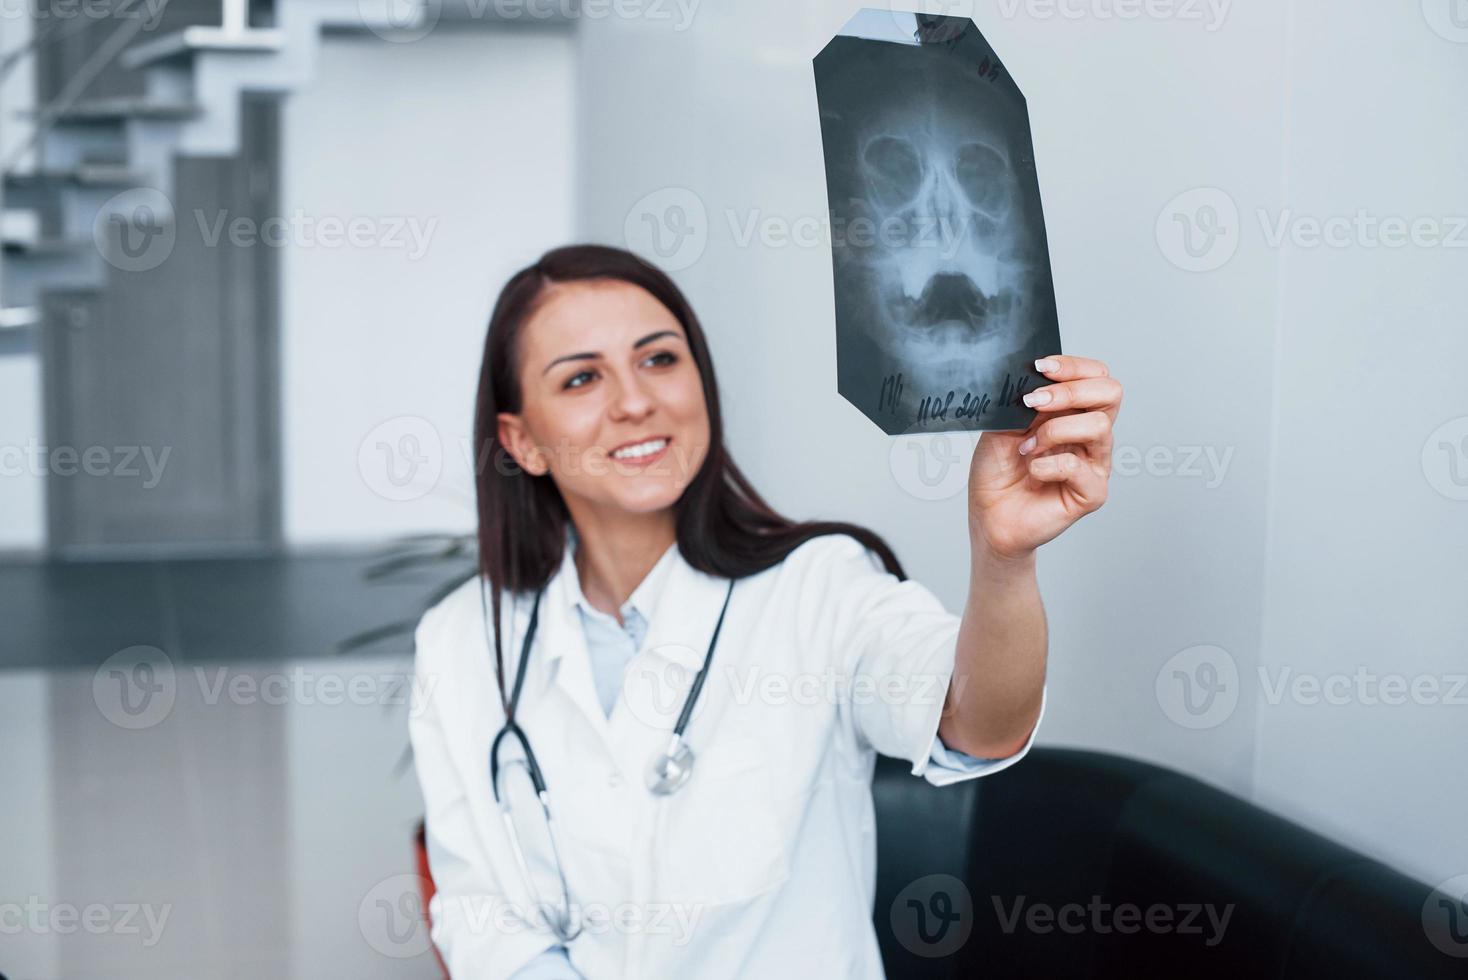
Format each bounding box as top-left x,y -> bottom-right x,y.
610,431 -> 672,454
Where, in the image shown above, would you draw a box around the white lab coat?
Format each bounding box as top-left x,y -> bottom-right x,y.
409,531 -> 1044,979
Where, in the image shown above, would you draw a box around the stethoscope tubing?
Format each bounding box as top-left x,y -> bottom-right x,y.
484,569 -> 736,944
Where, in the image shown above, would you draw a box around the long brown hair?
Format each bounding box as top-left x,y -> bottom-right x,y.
473,243 -> 905,714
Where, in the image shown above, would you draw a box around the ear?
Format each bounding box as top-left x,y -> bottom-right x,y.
496,412 -> 546,476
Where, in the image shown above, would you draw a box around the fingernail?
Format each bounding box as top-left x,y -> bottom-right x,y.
1034,358 -> 1059,373
1018,436 -> 1036,455
1023,389 -> 1052,407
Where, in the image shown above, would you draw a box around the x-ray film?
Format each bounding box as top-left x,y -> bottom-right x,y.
814,10 -> 1062,434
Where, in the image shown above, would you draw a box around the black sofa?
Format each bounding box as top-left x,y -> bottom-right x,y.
871,747 -> 1459,979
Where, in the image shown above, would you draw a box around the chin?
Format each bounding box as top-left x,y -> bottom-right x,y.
603,497 -> 682,520
604,480 -> 688,515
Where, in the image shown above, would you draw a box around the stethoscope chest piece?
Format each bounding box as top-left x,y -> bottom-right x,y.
646,737 -> 695,796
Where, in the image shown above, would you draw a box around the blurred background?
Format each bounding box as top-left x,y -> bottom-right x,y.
1,0 -> 1465,976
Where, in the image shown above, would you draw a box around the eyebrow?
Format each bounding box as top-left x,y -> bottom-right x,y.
541,330 -> 683,376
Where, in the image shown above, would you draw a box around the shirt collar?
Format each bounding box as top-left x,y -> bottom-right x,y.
551,523 -> 680,645
529,524 -> 725,677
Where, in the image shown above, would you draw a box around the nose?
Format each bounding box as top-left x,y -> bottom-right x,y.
607,368 -> 656,422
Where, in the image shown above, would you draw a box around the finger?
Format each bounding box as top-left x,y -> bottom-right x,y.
1018,411 -> 1113,461
1050,440 -> 1114,477
1022,376 -> 1124,418
1027,452 -> 1108,510
1033,354 -> 1110,380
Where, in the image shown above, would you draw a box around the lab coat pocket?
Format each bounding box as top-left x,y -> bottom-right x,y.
655,732 -> 792,909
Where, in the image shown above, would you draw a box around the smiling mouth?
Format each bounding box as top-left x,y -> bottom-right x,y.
610,436 -> 672,464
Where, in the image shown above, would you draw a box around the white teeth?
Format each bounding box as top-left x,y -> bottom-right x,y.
612,438 -> 668,460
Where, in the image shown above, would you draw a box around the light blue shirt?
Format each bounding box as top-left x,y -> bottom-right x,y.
509,544 -> 1000,980
575,578 -> 653,718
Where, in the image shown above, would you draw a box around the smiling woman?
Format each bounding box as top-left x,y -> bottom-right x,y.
409,243 -> 1099,979
472,244 -> 907,690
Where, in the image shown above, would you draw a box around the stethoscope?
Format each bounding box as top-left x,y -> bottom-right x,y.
487,575 -> 736,943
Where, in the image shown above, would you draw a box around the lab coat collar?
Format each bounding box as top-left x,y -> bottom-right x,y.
514,526 -> 740,789
533,527 -> 732,702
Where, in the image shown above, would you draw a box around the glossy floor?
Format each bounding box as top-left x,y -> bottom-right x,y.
0,550 -> 461,978
1,657 -> 439,979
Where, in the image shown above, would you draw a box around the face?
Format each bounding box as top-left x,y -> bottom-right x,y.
497,279 -> 711,520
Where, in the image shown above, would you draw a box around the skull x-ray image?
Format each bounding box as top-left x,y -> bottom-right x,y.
814,10 -> 1063,434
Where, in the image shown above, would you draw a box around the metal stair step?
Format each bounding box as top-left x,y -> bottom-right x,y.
121,26 -> 286,70
0,306 -> 41,331
3,236 -> 92,256
5,166 -> 154,189
24,97 -> 203,123
2,208 -> 40,241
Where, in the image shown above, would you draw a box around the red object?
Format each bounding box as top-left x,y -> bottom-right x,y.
415,821 -> 451,978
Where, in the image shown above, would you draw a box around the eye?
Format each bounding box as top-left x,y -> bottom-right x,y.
561,351 -> 674,391
861,135 -> 924,209
563,369 -> 597,390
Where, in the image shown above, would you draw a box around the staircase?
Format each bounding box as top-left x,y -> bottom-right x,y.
0,0 -> 483,336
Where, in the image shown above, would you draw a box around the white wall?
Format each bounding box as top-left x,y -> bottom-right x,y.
1251,0 -> 1468,888
281,24 -> 577,545
0,1 -> 37,173
575,1 -> 1464,885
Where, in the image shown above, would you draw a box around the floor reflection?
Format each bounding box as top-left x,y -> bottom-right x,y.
0,656 -> 437,980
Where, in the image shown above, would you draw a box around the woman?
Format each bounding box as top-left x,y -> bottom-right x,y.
409,244 -> 1122,978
